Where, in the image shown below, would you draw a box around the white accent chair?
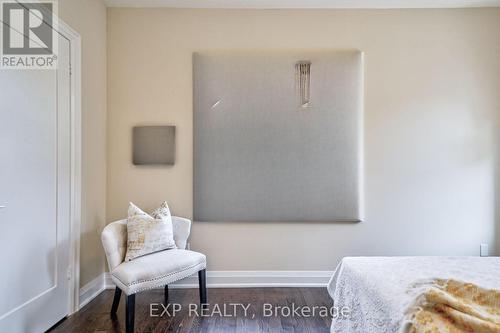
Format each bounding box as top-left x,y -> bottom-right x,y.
101,217 -> 207,333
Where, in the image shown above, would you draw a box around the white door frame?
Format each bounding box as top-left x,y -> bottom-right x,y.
55,20 -> 82,315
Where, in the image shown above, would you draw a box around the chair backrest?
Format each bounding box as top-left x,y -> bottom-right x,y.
101,216 -> 192,271
101,219 -> 127,272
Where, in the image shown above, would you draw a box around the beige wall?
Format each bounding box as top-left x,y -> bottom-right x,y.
107,8 -> 500,271
59,0 -> 107,286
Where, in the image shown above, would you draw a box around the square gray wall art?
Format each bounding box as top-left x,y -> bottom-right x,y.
133,126 -> 175,165
194,50 -> 363,222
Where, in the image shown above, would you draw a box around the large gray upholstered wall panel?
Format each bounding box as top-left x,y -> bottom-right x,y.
194,51 -> 363,222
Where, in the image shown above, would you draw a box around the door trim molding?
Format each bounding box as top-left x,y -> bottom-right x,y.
53,19 -> 82,315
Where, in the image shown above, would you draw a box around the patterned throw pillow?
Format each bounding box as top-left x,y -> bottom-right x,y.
124,202 -> 177,262
151,201 -> 172,220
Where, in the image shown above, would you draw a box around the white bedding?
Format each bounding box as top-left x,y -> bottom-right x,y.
327,256 -> 500,333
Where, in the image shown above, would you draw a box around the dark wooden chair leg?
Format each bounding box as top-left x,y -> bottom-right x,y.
125,294 -> 135,333
198,269 -> 207,305
164,285 -> 169,304
110,287 -> 122,315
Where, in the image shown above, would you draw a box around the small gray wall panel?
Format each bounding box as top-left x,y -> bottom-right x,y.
194,51 -> 363,222
133,126 -> 175,165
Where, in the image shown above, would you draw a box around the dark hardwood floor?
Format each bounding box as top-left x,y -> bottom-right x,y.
49,288 -> 332,333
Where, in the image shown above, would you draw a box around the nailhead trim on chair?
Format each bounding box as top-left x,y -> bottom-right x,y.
112,261 -> 207,295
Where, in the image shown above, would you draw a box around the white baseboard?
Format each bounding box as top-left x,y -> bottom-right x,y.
104,272 -> 114,289
80,271 -> 333,309
79,274 -> 106,309
103,270 -> 333,289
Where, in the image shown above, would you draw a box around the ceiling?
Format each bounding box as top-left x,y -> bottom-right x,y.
104,0 -> 500,8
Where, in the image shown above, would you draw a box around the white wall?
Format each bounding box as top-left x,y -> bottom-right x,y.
107,8 -> 500,271
59,0 -> 107,286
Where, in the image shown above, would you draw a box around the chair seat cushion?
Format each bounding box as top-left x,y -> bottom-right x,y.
111,249 -> 206,295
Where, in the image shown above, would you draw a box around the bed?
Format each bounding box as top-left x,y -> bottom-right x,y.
327,256 -> 500,333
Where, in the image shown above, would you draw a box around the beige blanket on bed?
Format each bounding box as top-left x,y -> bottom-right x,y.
404,279 -> 500,333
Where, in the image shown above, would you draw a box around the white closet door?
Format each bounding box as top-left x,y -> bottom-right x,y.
0,33 -> 72,332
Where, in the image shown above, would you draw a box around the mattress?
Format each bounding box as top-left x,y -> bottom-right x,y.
327,256 -> 500,333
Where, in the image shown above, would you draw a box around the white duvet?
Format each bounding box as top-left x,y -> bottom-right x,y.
327,256 -> 500,333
